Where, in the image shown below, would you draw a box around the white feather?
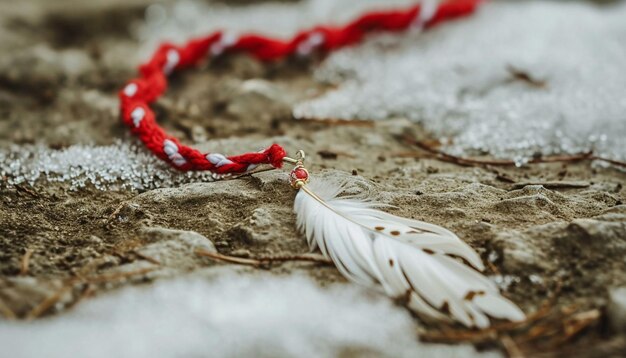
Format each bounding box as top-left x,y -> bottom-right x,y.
294,179 -> 525,328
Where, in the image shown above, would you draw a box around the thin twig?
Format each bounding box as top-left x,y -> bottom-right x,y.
25,268 -> 156,319
486,260 -> 501,275
553,309 -> 601,345
196,251 -> 263,266
64,284 -> 96,311
83,267 -> 156,284
595,156 -> 626,168
420,327 -> 497,344
105,201 -> 127,224
400,136 -> 626,169
419,283 -> 603,357
196,249 -> 332,267
20,248 -> 34,276
231,166 -> 276,180
25,284 -> 74,320
419,305 -> 554,345
500,334 -> 525,358
511,181 -> 590,190
257,253 -> 332,265
133,251 -> 162,265
421,280 -> 561,345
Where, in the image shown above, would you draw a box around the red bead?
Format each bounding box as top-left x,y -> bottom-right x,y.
289,167 -> 310,188
293,168 -> 309,180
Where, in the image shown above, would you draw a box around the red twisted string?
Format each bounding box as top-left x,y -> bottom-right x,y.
119,0 -> 481,174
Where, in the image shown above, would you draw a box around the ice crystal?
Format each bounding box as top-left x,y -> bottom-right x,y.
0,141 -> 219,191
294,1 -> 626,164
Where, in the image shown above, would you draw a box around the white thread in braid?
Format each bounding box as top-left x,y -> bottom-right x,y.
163,49 -> 180,75
210,32 -> 238,57
131,107 -> 145,128
412,0 -> 438,29
123,83 -> 138,97
296,31 -> 325,56
206,153 -> 234,167
163,139 -> 187,166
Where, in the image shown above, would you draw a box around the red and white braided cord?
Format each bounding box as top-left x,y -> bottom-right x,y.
119,0 -> 481,174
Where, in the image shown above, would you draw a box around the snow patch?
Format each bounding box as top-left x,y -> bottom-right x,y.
0,141 -> 219,190
294,1 -> 626,165
0,273 -> 494,358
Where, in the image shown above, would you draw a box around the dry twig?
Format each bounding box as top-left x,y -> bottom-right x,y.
419,284 -> 601,357
105,201 -> 127,224
25,284 -> 74,320
196,251 -> 263,266
25,267 -> 156,319
83,267 -> 156,284
231,166 -> 276,180
554,309 -> 601,345
132,251 -> 162,265
485,260 -> 501,276
65,284 -> 96,311
196,249 -> 332,267
400,136 -> 626,169
511,181 -> 590,190
500,334 -> 525,358
419,303 -> 562,345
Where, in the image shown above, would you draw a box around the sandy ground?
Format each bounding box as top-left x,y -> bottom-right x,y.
1,0 -> 625,357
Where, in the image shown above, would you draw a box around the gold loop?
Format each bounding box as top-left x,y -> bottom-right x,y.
283,150 -> 306,166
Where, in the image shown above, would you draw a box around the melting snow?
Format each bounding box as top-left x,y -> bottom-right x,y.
294,1 -> 626,165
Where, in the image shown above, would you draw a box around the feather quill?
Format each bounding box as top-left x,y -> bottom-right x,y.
294,179 -> 525,328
